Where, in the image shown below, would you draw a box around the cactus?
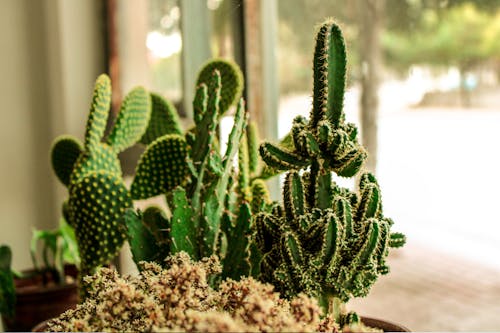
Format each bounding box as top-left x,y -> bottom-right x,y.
126,59 -> 266,281
50,74 -> 151,294
139,92 -> 183,145
195,58 -> 244,118
253,20 -> 405,319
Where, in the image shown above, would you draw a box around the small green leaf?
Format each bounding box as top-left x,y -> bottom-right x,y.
59,218 -> 80,266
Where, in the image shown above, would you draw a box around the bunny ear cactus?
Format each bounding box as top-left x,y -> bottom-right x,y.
254,20 -> 405,319
196,58 -> 244,117
50,74 -> 151,294
139,92 -> 183,145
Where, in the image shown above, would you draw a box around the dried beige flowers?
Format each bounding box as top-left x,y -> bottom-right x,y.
46,252 -> 374,332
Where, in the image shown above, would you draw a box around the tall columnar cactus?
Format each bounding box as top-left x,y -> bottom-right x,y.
50,74 -> 151,290
126,59 -> 264,281
254,20 -> 405,318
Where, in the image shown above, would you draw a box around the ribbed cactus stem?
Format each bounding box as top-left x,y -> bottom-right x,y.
238,133 -> 251,202
311,20 -> 346,128
254,20 -> 405,313
200,98 -> 248,258
247,122 -> 260,175
250,179 -> 271,214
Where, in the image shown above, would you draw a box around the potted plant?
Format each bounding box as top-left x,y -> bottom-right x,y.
255,19 -> 406,329
0,219 -> 80,331
123,58 -> 270,283
40,20 -> 408,332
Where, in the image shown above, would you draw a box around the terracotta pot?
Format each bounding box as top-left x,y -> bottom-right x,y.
361,316 -> 410,332
1,266 -> 78,332
33,316 -> 409,332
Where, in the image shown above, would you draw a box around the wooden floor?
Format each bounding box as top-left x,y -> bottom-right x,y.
348,242 -> 500,331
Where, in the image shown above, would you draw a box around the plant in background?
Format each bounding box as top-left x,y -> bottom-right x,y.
0,245 -> 15,318
255,19 -> 406,322
50,75 -> 151,294
0,220 -> 79,319
30,218 -> 80,285
125,59 -> 271,281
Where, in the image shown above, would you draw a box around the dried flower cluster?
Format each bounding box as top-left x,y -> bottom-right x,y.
46,252 -> 344,332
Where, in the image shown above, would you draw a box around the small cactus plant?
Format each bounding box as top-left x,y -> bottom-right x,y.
50,74 -> 151,293
125,59 -> 270,281
254,20 -> 405,320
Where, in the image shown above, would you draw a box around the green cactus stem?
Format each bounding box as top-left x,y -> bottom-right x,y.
195,58 -> 244,116
139,93 -> 183,145
253,20 -> 405,319
106,86 -> 151,152
126,60 -> 269,282
51,135 -> 83,187
68,170 -> 131,271
121,207 -> 170,268
130,134 -> 189,199
84,74 -> 111,150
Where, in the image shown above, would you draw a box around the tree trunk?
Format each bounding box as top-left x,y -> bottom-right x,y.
458,65 -> 471,108
358,0 -> 384,174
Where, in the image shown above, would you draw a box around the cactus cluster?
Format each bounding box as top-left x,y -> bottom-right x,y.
254,20 -> 405,315
50,75 -> 151,283
125,59 -> 269,281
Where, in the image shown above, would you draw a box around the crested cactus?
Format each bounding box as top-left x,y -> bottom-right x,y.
50,74 -> 151,294
126,59 -> 266,281
254,20 -> 405,318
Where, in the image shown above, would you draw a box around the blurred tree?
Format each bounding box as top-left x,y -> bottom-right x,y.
277,0 -> 359,94
357,0 -> 385,174
383,3 -> 500,105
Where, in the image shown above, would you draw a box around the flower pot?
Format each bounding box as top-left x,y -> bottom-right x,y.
361,316 -> 410,332
1,266 -> 78,332
32,316 -> 409,332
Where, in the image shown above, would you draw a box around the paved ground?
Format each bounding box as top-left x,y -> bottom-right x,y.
348,241 -> 500,331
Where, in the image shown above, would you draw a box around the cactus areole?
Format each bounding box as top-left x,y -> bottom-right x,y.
255,20 -> 406,317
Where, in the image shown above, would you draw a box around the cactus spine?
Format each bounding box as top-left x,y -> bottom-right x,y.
254,20 -> 405,319
50,74 -> 151,296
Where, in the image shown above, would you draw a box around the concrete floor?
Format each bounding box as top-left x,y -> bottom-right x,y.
348,241 -> 500,331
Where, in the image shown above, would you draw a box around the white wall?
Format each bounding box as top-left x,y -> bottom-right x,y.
0,0 -> 106,273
